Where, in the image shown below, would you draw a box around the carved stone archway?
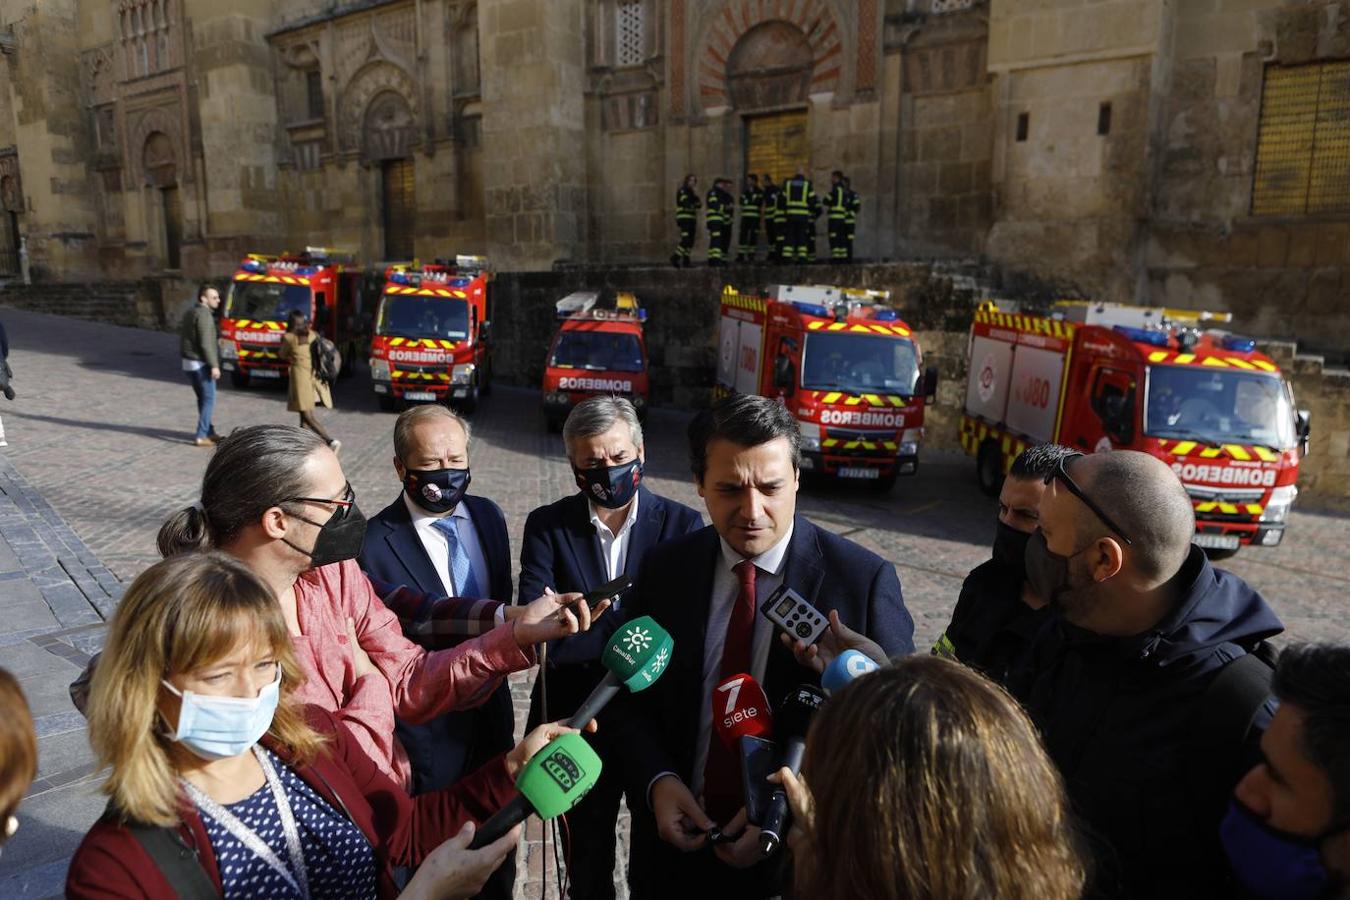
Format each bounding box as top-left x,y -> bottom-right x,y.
696,0 -> 843,112
362,90 -> 415,161
142,131 -> 177,187
127,106 -> 185,186
340,61 -> 418,158
726,21 -> 814,110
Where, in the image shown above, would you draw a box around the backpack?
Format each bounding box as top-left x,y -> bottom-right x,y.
1190,640 -> 1279,806
310,335 -> 341,385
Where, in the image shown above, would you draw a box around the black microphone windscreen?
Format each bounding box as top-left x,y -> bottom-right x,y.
777,684 -> 826,740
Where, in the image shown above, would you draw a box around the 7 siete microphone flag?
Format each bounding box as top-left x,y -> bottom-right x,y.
469,732 -> 602,848
713,673 -> 773,746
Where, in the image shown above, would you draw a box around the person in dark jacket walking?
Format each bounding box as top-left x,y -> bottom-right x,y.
760,174 -> 781,263
178,283 -> 222,446
705,178 -> 734,267
782,169 -> 816,263
826,171 -> 849,262
1011,449 -> 1284,899
735,175 -> 762,262
933,443 -> 1076,687
671,175 -> 700,268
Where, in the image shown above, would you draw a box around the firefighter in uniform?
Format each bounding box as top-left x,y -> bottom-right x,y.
783,168 -> 816,263
736,174 -> 762,262
761,173 -> 781,263
671,174 -> 700,268
844,176 -> 861,262
706,178 -> 734,267
826,170 -> 849,262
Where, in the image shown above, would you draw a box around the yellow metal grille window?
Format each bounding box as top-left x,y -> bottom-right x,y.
1252,62 -> 1350,216
745,111 -> 808,184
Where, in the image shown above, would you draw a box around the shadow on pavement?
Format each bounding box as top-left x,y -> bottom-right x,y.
5,410 -> 197,445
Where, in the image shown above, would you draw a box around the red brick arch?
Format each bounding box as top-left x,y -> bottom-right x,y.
695,0 -> 843,110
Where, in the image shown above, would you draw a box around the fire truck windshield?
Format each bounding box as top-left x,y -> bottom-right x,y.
1145,366 -> 1297,449
377,294 -> 469,340
226,282 -> 312,322
550,331 -> 644,373
802,332 -> 920,395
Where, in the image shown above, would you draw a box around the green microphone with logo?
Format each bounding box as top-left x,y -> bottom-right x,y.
566,615 -> 674,728
467,616 -> 674,849
468,731 -> 602,848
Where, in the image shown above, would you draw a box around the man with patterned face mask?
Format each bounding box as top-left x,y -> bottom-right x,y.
518,395 -> 703,900
360,404 -> 521,900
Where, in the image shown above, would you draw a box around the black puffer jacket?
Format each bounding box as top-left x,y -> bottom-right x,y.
1010,546 -> 1283,899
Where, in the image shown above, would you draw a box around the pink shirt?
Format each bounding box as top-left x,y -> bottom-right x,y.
286,559 -> 534,787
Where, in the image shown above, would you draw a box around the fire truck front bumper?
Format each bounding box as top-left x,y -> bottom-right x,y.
798,447 -> 919,480
544,390 -> 648,422
1194,522 -> 1285,551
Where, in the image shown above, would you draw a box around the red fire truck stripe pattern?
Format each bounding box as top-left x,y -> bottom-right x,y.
958,415 -> 1026,474
720,287 -> 769,314
229,320 -> 285,330
1145,349 -> 1277,372
386,338 -> 458,349
384,286 -> 470,298
815,391 -> 907,408
805,321 -> 912,336
973,305 -> 1077,339
234,274 -> 311,286
1157,439 -> 1281,463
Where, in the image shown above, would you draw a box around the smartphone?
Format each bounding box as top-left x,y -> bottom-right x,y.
582,574 -> 632,611
739,735 -> 779,826
759,584 -> 828,645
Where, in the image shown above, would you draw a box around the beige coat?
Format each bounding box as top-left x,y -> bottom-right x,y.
280,331 -> 332,412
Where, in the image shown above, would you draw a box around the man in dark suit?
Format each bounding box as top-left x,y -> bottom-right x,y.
613,394 -> 916,899
519,396 -> 703,900
358,403 -> 517,900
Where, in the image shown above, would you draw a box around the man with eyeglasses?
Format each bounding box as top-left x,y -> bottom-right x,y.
1008,449 -> 1284,899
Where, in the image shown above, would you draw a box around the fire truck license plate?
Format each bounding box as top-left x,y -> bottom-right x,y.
1193,534 -> 1240,551
838,467 -> 880,480
251,369 -> 281,379
404,391 -> 437,401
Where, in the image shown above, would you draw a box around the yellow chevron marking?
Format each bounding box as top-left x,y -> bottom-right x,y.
1225,445 -> 1252,461
1148,351 -> 1169,363
807,321 -> 824,330
1253,360 -> 1277,372
887,395 -> 903,407
1200,447 -> 1223,459
1245,504 -> 1265,515
439,340 -> 454,349
870,325 -> 890,334
1195,501 -> 1217,513
391,338 -> 405,347
822,391 -> 842,404
453,290 -> 467,299
1201,357 -> 1229,367
1174,354 -> 1196,364
1253,446 -> 1279,462
1171,441 -> 1198,455
822,439 -> 839,448
844,441 -> 860,450
863,394 -> 883,406
844,396 -> 862,406
1227,358 -> 1256,370
883,442 -> 898,451
827,322 -> 846,331
861,442 -> 876,450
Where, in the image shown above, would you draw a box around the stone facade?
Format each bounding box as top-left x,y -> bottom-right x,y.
0,0 -> 1347,352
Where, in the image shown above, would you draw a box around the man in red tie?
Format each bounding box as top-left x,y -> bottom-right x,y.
610,394 -> 915,898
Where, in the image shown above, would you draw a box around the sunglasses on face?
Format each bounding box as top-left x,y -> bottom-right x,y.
1044,454 -> 1134,546
283,483 -> 356,520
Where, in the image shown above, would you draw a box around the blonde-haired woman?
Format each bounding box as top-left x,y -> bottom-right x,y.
780,656 -> 1087,900
67,552 -> 582,899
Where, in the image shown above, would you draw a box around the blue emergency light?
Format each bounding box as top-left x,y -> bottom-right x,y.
792,301 -> 830,318
873,308 -> 899,321
294,266 -> 318,276
241,259 -> 268,274
449,277 -> 471,288
1222,335 -> 1257,353
1114,325 -> 1169,348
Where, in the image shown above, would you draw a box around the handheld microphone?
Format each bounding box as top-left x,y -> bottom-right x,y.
821,649 -> 882,694
566,615 -> 674,729
712,673 -> 773,748
758,684 -> 825,856
469,732 -> 602,849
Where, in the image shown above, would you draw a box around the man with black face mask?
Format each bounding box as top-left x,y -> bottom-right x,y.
518,396 -> 703,900
933,443 -> 1075,685
360,404 -> 522,900
1008,449 -> 1283,899
1224,643 -> 1350,900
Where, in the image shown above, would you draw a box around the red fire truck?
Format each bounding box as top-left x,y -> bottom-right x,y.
368,256 -> 493,413
961,300 -> 1310,555
542,291 -> 649,431
219,248 -> 367,388
716,284 -> 938,491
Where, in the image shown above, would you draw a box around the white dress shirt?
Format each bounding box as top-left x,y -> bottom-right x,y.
689,522 -> 794,796
588,491 -> 640,586
402,493 -> 491,599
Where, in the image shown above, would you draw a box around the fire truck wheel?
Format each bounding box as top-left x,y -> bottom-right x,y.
976,441 -> 1004,497
230,369 -> 250,389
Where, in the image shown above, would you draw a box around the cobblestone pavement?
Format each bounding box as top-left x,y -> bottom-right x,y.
0,308 -> 1346,897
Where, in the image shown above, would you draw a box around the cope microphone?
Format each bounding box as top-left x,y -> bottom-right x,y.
566,615 -> 674,729
758,684 -> 826,857
712,673 -> 776,826
469,732 -> 602,848
821,649 -> 882,695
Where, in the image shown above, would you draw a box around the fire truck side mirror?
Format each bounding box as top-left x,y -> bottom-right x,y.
922,366 -> 939,404
1296,409 -> 1311,454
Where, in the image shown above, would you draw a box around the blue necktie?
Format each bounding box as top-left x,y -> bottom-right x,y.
431,516 -> 483,598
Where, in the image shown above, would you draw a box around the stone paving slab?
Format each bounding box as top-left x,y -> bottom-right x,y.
0,307 -> 1347,898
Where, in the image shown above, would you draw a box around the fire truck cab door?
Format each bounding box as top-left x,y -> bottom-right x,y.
718,314 -> 763,395
1085,365 -> 1138,450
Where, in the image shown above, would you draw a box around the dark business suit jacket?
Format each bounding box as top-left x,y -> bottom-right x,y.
518,484 -> 704,723
613,514 -> 915,899
358,493 -> 516,796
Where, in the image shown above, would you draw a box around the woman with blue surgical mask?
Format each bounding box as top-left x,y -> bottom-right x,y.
66,552 -> 589,899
